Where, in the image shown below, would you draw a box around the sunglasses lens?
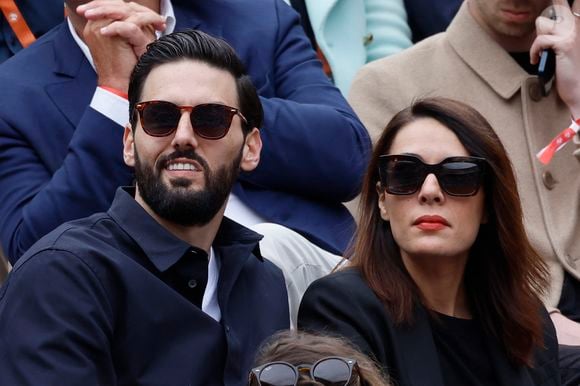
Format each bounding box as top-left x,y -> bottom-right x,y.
141,101 -> 181,136
312,358 -> 351,386
439,161 -> 482,196
258,363 -> 296,386
385,157 -> 422,195
191,104 -> 232,139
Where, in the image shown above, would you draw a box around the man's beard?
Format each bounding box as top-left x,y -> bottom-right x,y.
134,147 -> 242,226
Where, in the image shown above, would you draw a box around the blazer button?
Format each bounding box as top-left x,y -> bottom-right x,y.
542,171 -> 557,190
528,81 -> 543,102
363,33 -> 374,46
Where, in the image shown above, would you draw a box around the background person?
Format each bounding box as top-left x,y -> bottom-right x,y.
349,0 -> 580,349
250,330 -> 391,386
0,0 -> 368,267
299,98 -> 559,386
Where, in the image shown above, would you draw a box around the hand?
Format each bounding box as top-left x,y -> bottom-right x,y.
77,0 -> 166,92
530,0 -> 580,118
550,311 -> 580,346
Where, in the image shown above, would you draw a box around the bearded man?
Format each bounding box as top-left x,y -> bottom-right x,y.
0,30 -> 289,386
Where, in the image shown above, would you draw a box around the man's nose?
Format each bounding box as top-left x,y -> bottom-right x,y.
171,112 -> 199,149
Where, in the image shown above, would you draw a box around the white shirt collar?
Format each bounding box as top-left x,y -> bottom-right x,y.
202,247 -> 221,321
67,0 -> 176,70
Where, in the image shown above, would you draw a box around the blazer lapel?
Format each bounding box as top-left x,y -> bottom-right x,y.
45,23 -> 96,128
394,306 -> 446,386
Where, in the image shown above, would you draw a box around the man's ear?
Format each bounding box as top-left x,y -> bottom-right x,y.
240,128 -> 262,172
123,125 -> 135,167
376,182 -> 390,221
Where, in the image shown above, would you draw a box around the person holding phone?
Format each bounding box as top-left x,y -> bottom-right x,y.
299,97 -> 559,386
349,1 -> 580,379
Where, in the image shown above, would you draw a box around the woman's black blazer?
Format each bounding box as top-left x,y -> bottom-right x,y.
298,268 -> 560,386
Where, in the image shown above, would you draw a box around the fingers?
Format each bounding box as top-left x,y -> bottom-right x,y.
531,5 -> 578,63
77,1 -> 166,32
99,20 -> 155,55
529,35 -> 559,64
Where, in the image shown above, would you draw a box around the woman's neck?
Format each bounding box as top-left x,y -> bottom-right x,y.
402,253 -> 471,318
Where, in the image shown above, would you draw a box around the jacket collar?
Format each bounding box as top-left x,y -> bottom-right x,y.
107,187 -> 263,273
447,2 -> 529,100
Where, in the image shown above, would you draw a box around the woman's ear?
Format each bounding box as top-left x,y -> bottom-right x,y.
123,125 -> 135,167
240,128 -> 262,172
376,182 -> 390,221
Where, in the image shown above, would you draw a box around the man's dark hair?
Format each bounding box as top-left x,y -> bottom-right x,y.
128,29 -> 263,133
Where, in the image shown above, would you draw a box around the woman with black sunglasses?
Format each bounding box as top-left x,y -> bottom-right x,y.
298,97 -> 559,386
249,330 -> 391,386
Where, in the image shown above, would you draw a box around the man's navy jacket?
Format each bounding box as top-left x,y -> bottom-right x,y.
0,0 -> 371,263
0,188 -> 290,385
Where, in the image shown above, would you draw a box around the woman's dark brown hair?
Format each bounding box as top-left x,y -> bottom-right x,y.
347,97 -> 548,366
253,330 -> 391,386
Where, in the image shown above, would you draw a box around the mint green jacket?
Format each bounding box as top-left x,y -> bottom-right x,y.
304,0 -> 412,95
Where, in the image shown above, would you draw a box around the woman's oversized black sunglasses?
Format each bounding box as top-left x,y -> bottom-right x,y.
378,154 -> 487,197
134,100 -> 248,139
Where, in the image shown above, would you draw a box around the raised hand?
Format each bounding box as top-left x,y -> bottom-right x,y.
76,0 -> 166,92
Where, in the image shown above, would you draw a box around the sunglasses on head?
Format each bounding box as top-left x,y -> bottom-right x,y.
249,357 -> 361,386
134,100 -> 248,139
378,154 -> 487,197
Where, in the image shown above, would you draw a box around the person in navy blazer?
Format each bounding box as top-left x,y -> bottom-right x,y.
0,0 -> 370,264
299,98 -> 560,386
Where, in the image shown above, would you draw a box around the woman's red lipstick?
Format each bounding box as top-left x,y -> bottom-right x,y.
413,215 -> 450,231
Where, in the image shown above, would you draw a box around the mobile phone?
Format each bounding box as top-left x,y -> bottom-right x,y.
537,3 -> 559,96
538,48 -> 555,96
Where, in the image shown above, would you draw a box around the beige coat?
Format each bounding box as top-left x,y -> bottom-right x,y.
349,2 -> 580,308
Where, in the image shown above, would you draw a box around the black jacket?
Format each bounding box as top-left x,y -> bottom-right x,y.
298,268 -> 560,386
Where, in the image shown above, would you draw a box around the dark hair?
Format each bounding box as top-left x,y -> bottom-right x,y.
253,331 -> 391,386
128,29 -> 263,133
347,97 -> 548,366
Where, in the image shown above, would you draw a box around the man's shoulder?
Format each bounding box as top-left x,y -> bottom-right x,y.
360,32 -> 452,78
15,212 -> 124,271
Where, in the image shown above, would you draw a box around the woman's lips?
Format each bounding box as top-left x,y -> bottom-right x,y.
413,215 -> 450,231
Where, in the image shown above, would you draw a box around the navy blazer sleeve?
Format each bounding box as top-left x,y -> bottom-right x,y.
0,65 -> 132,263
0,249 -> 115,385
237,0 -> 371,201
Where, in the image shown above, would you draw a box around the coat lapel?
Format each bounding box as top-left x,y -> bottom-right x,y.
394,307 -> 446,386
44,23 -> 96,128
447,2 -> 528,100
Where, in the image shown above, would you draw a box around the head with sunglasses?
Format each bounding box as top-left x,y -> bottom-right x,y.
348,97 -> 548,366
123,30 -> 263,227
249,331 -> 391,386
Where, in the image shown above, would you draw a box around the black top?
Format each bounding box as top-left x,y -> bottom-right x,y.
429,312 -> 498,386
509,52 -> 538,75
0,187 -> 290,386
